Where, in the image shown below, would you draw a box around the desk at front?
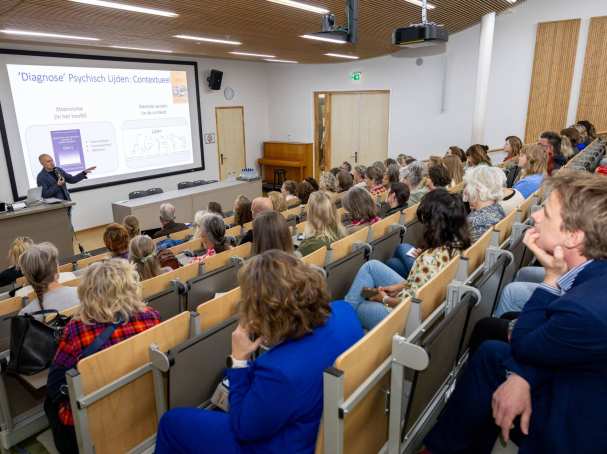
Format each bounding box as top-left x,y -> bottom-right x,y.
0,201 -> 75,269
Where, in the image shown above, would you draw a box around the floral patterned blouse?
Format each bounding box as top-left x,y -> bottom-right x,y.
398,246 -> 460,300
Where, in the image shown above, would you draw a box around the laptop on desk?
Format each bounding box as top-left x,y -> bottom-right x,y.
24,187 -> 43,207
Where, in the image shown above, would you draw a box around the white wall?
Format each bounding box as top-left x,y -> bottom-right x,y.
267,0 -> 607,159
0,43 -> 271,229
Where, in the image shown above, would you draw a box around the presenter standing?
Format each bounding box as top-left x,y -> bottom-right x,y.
36,154 -> 95,201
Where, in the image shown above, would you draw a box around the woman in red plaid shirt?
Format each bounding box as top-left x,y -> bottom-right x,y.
45,259 -> 160,454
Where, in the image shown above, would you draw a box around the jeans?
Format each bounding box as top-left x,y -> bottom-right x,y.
344,260 -> 403,330
386,243 -> 416,278
494,266 -> 545,317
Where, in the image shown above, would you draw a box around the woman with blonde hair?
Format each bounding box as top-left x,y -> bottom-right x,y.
268,191 -> 288,212
513,144 -> 548,198
129,235 -> 171,281
18,242 -> 79,315
122,215 -> 140,240
46,259 -> 160,454
319,171 -> 339,194
0,236 -> 33,287
442,155 -> 464,186
155,250 -> 362,454
299,191 -> 347,256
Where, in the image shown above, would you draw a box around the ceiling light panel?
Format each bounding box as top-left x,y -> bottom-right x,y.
325,53 -> 359,59
173,35 -> 241,45
230,51 -> 276,58
301,34 -> 347,44
69,0 -> 178,17
110,45 -> 173,53
0,29 -> 99,40
264,59 -> 298,63
267,0 -> 329,14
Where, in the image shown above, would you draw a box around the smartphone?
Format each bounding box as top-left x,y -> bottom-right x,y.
406,248 -> 419,258
361,287 -> 380,299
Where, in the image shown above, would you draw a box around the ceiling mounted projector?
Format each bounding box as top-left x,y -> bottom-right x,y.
392,0 -> 448,48
303,0 -> 358,44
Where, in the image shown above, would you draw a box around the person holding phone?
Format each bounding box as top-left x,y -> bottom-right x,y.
155,250 -> 363,454
36,154 -> 95,201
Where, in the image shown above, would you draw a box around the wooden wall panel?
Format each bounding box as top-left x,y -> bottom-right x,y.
525,19 -> 581,143
577,16 -> 607,132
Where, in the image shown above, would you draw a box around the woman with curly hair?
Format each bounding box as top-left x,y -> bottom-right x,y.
155,250 -> 363,454
345,189 -> 471,329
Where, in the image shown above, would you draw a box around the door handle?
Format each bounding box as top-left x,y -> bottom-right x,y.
354,151 -> 358,163
220,154 -> 225,165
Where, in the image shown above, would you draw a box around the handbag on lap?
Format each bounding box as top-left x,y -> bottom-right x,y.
7,310 -> 71,375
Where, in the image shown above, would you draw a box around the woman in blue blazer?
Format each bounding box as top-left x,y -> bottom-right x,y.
156,249 -> 363,454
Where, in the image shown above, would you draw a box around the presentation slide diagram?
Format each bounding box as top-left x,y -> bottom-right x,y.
6,64 -> 197,189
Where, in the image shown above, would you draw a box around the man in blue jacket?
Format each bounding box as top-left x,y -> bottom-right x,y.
36,154 -> 95,201
423,171 -> 607,454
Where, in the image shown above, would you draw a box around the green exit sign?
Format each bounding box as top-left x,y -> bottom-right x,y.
351,71 -> 362,81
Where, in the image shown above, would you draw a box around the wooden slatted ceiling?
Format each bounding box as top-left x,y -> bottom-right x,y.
525,19 -> 581,143
0,0 -> 524,63
577,16 -> 607,133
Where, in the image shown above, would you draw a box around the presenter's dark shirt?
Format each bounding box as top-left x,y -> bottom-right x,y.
36,167 -> 87,201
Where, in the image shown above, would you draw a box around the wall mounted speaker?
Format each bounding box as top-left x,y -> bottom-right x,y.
207,69 -> 223,90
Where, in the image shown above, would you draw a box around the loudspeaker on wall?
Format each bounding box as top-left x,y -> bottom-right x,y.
207,69 -> 223,90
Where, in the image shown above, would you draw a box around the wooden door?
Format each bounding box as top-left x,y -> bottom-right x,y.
329,92 -> 389,168
358,92 -> 390,165
216,107 -> 246,180
330,93 -> 360,167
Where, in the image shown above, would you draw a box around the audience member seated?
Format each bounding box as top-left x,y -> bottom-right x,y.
252,211 -> 294,255
337,169 -> 354,192
103,223 -> 130,259
129,235 -> 172,280
365,166 -> 386,197
558,131 -> 576,161
298,191 -> 346,257
499,187 -> 525,215
281,180 -> 300,207
502,135 -> 523,169
233,195 -> 253,228
575,119 -> 596,150
423,171 -> 607,454
513,144 -> 548,198
442,155 -> 464,186
428,163 -> 452,191
353,165 -> 367,188
381,182 -> 410,216
155,250 -> 362,454
319,171 -> 339,197
268,191 -> 288,212
342,186 -> 381,233
340,160 -> 352,172
466,144 -> 492,168
207,201 -> 225,217
402,161 -> 428,205
540,131 -> 565,172
463,166 -> 506,242
304,176 -> 319,191
240,197 -> 274,245
122,215 -> 140,241
19,242 -> 80,316
296,181 -> 315,205
347,189 -> 470,328
152,203 -> 188,239
383,163 -> 400,189
193,212 -> 232,261
493,266 -> 546,318
373,160 -> 387,175
0,236 -> 33,287
329,167 -> 341,176
446,145 -> 467,164
45,259 -> 160,454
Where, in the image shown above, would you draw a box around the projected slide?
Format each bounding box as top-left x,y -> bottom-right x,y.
6,64 -> 196,189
